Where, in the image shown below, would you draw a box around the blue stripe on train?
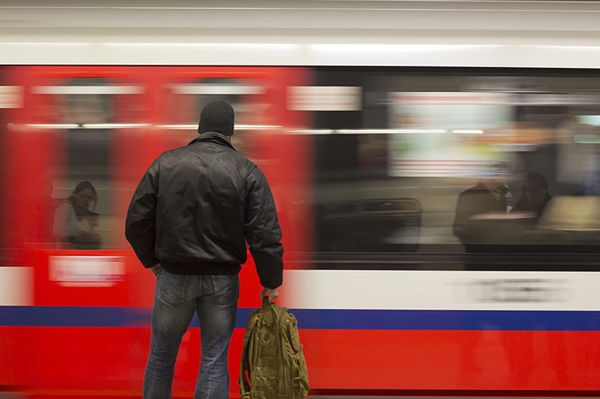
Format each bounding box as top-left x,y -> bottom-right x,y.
1,306 -> 600,331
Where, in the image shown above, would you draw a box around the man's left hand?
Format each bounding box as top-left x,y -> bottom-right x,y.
150,264 -> 161,278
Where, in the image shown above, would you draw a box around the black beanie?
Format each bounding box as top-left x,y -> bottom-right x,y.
198,100 -> 235,136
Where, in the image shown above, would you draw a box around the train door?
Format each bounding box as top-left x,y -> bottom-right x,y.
149,66 -> 310,394
4,66 -> 153,396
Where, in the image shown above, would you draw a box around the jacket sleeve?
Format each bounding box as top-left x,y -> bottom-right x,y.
244,166 -> 284,289
125,159 -> 160,268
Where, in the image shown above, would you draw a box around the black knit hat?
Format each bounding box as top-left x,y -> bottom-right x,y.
198,100 -> 235,136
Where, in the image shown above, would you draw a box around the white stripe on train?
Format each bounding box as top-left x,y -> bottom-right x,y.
283,270 -> 600,311
0,267 -> 33,306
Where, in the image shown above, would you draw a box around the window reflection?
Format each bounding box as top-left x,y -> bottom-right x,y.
53,181 -> 101,249
311,69 -> 600,254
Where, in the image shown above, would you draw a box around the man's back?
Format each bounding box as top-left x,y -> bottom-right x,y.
125,100 -> 283,399
156,133 -> 251,270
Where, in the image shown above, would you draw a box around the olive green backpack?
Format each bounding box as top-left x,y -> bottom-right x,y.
240,297 -> 309,399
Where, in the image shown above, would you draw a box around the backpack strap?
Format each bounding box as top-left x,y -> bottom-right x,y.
239,313 -> 259,398
278,308 -> 290,396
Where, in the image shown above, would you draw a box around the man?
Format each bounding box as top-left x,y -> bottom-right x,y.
513,172 -> 552,219
453,177 -> 509,252
125,100 -> 283,399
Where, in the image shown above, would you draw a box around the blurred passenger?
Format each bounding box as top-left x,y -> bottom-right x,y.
126,100 -> 283,399
53,181 -> 102,249
453,177 -> 509,252
513,172 -> 552,219
577,168 -> 600,196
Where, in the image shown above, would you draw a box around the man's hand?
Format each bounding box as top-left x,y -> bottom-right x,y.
260,287 -> 279,303
150,264 -> 161,278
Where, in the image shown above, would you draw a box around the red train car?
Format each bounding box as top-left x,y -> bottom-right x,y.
0,66 -> 311,398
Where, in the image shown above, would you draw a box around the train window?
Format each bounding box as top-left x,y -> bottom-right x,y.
311,68 -> 600,255
39,78 -> 143,249
166,77 -> 267,156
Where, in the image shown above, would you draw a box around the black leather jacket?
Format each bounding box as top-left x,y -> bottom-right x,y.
125,131 -> 283,288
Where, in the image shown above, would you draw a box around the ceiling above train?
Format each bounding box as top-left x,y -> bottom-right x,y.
2,0 -> 600,32
1,0 -> 600,67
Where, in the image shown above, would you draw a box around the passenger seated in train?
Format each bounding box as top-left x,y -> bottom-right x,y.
513,172 -> 552,220
453,176 -> 509,252
53,181 -> 102,249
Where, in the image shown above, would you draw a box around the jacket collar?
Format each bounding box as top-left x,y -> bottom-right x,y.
189,131 -> 236,151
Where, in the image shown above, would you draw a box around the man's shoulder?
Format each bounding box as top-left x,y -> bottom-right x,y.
158,145 -> 188,159
157,143 -> 256,171
154,145 -> 204,164
242,156 -> 259,171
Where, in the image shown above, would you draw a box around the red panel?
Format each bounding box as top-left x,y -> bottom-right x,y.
300,329 -> 600,391
0,327 -> 33,388
3,68 -> 60,262
29,328 -> 143,391
15,327 -> 600,395
258,67 -> 313,259
23,327 -> 246,397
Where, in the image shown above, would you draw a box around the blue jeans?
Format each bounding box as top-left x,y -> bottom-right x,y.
143,270 -> 240,399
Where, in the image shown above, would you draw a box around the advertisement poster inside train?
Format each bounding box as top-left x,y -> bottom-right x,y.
388,92 -> 512,177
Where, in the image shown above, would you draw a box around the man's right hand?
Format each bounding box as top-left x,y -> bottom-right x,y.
260,287 -> 279,303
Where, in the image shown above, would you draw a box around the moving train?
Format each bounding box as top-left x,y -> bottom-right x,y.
2,1 -> 600,397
